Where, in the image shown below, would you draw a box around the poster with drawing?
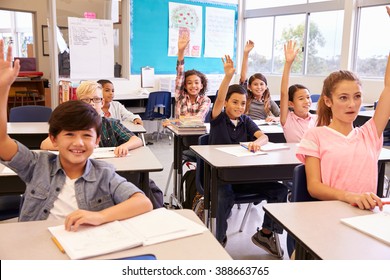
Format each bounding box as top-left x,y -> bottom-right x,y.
204,7 -> 235,58
168,2 -> 202,57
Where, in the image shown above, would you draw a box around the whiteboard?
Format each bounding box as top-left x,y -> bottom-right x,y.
68,17 -> 114,79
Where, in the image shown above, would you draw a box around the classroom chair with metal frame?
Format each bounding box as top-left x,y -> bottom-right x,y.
195,133 -> 270,232
286,164 -> 318,258
9,105 -> 52,122
140,91 -> 171,142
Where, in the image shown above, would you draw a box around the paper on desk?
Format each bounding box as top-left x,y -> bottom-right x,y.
48,208 -> 207,259
216,146 -> 266,157
0,166 -> 16,175
340,207 -> 390,246
240,142 -> 290,152
253,119 -> 280,126
46,148 -> 130,159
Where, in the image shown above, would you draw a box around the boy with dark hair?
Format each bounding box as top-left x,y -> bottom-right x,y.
209,55 -> 287,258
0,40 -> 152,230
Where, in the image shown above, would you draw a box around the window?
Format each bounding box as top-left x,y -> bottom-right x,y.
0,10 -> 34,58
244,1 -> 343,76
355,4 -> 389,78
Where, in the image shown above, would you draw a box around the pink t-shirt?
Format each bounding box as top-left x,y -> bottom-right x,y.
296,118 -> 383,193
282,111 -> 317,143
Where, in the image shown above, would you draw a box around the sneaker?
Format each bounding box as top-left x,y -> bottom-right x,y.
251,228 -> 284,258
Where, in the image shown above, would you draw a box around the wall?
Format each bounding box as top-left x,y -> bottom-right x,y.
1,0 -> 384,104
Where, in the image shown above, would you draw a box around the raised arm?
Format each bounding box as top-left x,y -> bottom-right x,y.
0,39 -> 20,161
175,35 -> 190,105
177,34 -> 190,62
212,55 -> 235,120
280,40 -> 299,126
240,40 -> 254,84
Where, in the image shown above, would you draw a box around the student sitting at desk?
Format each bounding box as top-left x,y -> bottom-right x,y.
0,40 -> 152,228
163,33 -> 211,126
97,79 -> 143,125
239,40 -> 280,121
41,81 -> 143,157
209,55 -> 288,258
296,8 -> 390,210
279,40 -> 317,142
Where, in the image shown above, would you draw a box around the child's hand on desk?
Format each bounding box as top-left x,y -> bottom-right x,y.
65,209 -> 105,231
133,118 -> 143,125
114,145 -> 129,157
347,192 -> 384,211
246,142 -> 261,152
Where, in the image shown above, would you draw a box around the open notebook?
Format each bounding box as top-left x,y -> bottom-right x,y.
48,208 -> 207,260
340,209 -> 390,246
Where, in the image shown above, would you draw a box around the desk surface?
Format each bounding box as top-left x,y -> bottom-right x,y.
263,201 -> 390,260
0,146 -> 163,176
122,121 -> 146,133
191,143 -> 299,169
0,209 -> 231,260
7,122 -> 49,134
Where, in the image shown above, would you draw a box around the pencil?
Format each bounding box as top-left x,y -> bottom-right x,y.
51,236 -> 65,254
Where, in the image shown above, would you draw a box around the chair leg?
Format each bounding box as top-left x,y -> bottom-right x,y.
239,203 -> 253,232
164,162 -> 174,196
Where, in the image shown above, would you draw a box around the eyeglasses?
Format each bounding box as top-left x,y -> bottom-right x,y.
80,97 -> 103,104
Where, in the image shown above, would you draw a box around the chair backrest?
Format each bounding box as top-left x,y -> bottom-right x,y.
143,91 -> 171,120
9,105 -> 52,122
195,133 -> 209,195
310,94 -> 320,103
291,164 -> 317,202
0,194 -> 23,221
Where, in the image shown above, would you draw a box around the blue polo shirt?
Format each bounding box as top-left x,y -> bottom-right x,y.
209,111 -> 260,144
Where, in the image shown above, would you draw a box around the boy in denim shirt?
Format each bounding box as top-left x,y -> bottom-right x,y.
0,40 -> 152,231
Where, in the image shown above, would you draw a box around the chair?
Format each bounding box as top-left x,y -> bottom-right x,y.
140,91 -> 171,141
196,134 -> 268,231
0,194 -> 23,221
310,94 -> 320,102
286,164 -> 318,257
9,105 -> 52,122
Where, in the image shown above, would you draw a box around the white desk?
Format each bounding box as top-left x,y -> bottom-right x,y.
190,144 -> 390,236
263,201 -> 390,260
7,122 -> 49,149
190,143 -> 300,235
122,121 -> 147,145
0,209 -> 231,260
0,146 -> 163,204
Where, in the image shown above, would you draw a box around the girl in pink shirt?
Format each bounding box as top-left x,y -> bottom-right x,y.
280,40 -> 317,143
296,46 -> 390,210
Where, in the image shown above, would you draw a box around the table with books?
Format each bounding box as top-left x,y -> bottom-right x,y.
0,209 -> 232,260
166,117 -> 207,208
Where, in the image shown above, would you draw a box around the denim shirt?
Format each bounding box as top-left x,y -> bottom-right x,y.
1,141 -> 143,221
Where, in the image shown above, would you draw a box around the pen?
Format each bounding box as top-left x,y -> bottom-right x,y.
240,143 -> 255,153
51,236 -> 65,254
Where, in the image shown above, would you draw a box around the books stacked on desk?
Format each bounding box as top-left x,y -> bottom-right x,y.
170,116 -> 207,133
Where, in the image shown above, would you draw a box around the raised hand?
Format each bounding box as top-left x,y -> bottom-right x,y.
0,39 -> 20,90
178,35 -> 190,53
221,55 -> 235,77
284,40 -> 299,64
244,40 -> 255,54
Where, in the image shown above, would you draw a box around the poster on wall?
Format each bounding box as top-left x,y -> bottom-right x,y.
168,2 -> 203,58
68,17 -> 114,79
204,7 -> 235,58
